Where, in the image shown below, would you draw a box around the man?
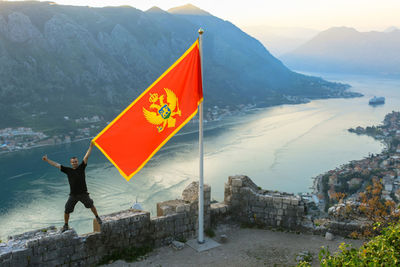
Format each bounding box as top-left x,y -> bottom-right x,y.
42,141 -> 102,232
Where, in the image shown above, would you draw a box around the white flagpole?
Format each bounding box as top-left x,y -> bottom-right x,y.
198,28 -> 205,244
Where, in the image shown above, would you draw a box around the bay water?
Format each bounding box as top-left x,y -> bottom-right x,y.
0,73 -> 399,239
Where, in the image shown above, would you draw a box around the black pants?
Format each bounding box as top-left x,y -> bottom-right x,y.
65,193 -> 94,214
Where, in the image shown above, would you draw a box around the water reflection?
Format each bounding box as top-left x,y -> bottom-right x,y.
0,73 -> 398,238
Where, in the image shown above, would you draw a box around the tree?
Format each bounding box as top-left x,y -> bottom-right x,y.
355,178 -> 399,237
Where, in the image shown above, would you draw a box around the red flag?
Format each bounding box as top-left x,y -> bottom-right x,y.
93,40 -> 203,181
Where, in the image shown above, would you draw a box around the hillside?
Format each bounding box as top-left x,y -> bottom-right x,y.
0,2 -> 354,136
281,26 -> 400,77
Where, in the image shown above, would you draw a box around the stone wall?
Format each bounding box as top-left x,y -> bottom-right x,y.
0,175 -> 307,266
0,182 -> 211,267
327,220 -> 367,237
224,175 -> 306,229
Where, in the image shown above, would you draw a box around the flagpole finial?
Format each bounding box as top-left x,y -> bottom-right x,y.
198,28 -> 204,35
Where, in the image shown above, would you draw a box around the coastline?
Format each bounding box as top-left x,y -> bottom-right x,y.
311,111 -> 400,212
0,136 -> 94,156
3,72 -> 397,240
0,90 -> 360,157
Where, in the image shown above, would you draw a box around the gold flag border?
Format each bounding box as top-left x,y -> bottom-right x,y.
93,39 -> 203,181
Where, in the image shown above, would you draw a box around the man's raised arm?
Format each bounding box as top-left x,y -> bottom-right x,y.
83,141 -> 94,164
42,155 -> 61,169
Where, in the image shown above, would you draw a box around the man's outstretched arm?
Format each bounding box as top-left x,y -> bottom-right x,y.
83,141 -> 94,164
42,155 -> 61,169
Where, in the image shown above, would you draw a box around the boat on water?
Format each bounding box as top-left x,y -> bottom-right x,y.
369,96 -> 385,105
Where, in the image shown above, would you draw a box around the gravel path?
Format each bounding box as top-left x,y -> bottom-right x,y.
105,224 -> 364,267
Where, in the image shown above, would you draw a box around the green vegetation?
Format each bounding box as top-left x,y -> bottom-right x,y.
0,1 -> 355,135
364,126 -> 384,136
175,235 -> 187,243
321,174 -> 330,211
390,137 -> 400,152
298,223 -> 400,266
355,178 -> 399,237
321,223 -> 400,266
205,228 -> 215,238
296,251 -> 313,265
98,245 -> 153,265
321,167 -> 386,212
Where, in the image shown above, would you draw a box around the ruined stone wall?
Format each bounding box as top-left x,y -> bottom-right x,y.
224,175 -> 306,229
0,182 -> 211,267
0,176 -> 307,266
327,220 -> 367,237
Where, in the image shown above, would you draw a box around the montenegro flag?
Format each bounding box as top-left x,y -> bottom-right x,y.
93,40 -> 203,181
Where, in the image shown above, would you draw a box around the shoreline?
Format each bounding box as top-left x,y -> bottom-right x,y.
0,136 -> 93,156
311,111 -> 400,212
0,91 -> 361,157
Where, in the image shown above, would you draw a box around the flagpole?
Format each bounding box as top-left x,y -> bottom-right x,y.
198,28 -> 205,244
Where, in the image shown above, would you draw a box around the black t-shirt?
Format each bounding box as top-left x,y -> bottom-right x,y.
61,161 -> 88,195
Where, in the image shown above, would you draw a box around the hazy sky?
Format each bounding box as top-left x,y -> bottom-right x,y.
10,0 -> 400,31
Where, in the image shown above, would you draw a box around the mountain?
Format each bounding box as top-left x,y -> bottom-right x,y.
242,25 -> 318,56
281,27 -> 400,77
384,26 -> 399,33
0,2 -> 354,135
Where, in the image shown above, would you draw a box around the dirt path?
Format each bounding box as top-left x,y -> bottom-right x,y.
106,224 -> 364,266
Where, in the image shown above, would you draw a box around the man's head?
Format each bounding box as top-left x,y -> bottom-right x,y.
70,157 -> 79,169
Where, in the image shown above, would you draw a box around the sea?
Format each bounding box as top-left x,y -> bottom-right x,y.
0,72 -> 399,239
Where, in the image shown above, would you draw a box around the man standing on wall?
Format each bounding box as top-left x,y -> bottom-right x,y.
42,141 -> 102,232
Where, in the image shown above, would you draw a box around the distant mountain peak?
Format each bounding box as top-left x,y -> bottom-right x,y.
145,6 -> 166,14
168,4 -> 211,16
325,26 -> 358,33
282,25 -> 400,77
384,26 -> 399,33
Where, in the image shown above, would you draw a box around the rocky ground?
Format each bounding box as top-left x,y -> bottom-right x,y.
105,223 -> 364,267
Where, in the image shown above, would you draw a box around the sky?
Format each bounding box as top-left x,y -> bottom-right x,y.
7,0 -> 400,31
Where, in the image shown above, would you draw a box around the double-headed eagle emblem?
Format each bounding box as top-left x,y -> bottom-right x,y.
143,88 -> 181,132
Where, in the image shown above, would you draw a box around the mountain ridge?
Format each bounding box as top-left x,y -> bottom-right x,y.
0,2 -> 355,136
281,26 -> 400,77
168,4 -> 211,16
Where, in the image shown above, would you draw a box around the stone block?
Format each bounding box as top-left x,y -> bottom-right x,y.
231,199 -> 240,207
255,200 -> 265,207
12,257 -> 28,267
171,240 -> 185,250
176,205 -> 186,213
264,195 -> 273,202
182,182 -> 209,202
291,199 -> 299,205
282,198 -> 291,204
0,259 -> 10,267
257,195 -> 265,202
182,204 -> 189,212
42,249 -> 58,262
219,234 -> 228,243
231,179 -> 243,187
277,209 -> 283,216
0,251 -> 12,262
252,206 -> 264,213
325,232 -> 334,241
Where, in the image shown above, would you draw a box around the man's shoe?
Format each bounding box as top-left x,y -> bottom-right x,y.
61,224 -> 69,233
96,216 -> 103,225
